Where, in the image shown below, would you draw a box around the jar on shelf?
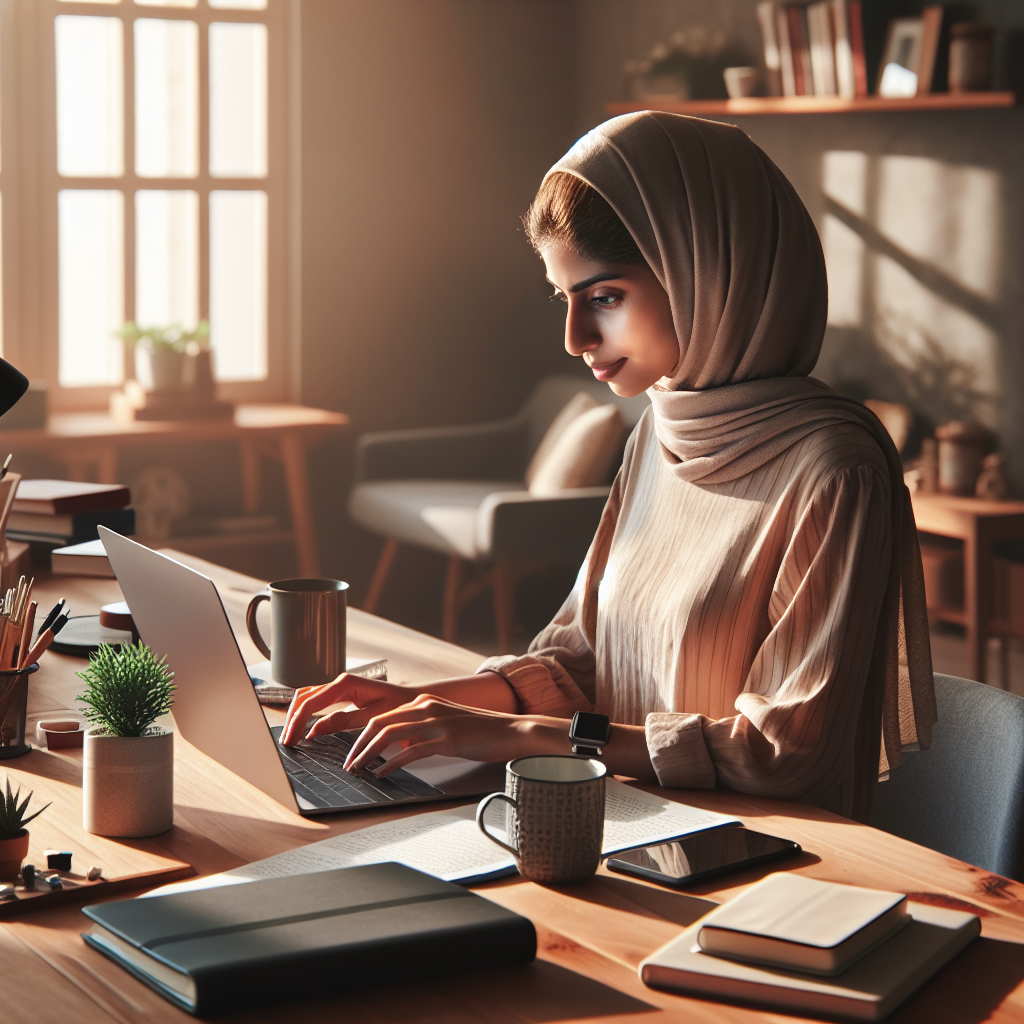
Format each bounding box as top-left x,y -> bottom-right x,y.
948,23 -> 994,93
935,421 -> 992,495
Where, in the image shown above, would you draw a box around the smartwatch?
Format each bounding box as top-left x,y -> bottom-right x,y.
569,711 -> 612,757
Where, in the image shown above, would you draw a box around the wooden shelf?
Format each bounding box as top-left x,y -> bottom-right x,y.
606,92 -> 1018,116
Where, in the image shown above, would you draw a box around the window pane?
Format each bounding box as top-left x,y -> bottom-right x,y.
210,1 -> 267,10
136,191 -> 198,328
59,191 -> 124,386
137,1 -> 197,7
135,19 -> 198,177
209,23 -> 267,178
56,16 -> 123,177
209,191 -> 267,380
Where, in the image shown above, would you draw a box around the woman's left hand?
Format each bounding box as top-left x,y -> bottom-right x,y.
344,694 -> 566,776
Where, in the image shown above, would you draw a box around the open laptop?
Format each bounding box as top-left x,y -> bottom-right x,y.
98,528 -> 504,816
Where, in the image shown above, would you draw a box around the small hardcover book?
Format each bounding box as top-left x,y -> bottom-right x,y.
51,538 -> 115,578
82,862 -> 537,1016
13,479 -> 131,515
696,874 -> 908,975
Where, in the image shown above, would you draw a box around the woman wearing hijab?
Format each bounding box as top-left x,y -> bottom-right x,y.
284,113 -> 935,823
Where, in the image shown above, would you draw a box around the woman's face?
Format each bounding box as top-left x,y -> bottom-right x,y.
542,241 -> 679,397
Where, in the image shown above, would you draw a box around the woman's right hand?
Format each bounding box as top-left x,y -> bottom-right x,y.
280,674 -> 419,746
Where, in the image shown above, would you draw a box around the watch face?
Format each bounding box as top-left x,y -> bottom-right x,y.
572,712 -> 611,744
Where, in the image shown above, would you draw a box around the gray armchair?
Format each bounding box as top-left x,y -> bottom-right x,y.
350,375 -> 649,650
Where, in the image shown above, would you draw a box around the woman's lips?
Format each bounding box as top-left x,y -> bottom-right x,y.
590,357 -> 627,382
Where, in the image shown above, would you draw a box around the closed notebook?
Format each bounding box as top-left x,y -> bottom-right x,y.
82,862 -> 536,1016
641,902 -> 980,1022
697,873 -> 908,975
13,479 -> 131,515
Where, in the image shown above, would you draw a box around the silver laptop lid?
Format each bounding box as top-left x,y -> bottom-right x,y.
99,528 -> 298,812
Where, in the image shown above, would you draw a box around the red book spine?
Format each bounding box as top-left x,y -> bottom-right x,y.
787,6 -> 811,96
847,0 -> 868,97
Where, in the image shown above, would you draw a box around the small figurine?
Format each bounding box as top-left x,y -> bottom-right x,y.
46,875 -> 63,891
975,452 -> 1008,500
20,863 -> 36,890
87,865 -> 103,881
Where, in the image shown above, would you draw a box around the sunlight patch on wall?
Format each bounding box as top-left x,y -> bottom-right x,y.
876,156 -> 1000,301
823,213 -> 863,326
873,255 -> 997,426
822,150 -> 867,216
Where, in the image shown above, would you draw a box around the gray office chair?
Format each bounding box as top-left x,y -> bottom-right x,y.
873,673 -> 1024,881
349,375 -> 649,651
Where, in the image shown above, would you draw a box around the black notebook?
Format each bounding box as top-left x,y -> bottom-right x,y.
81,862 -> 537,1016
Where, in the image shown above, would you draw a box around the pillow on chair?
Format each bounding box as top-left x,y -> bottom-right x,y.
528,403 -> 624,495
524,391 -> 599,489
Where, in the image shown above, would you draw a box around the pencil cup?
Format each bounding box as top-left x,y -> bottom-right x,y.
476,755 -> 606,884
0,663 -> 38,759
246,579 -> 348,688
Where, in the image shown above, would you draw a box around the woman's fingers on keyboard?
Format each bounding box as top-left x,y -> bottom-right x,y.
281,675 -> 358,744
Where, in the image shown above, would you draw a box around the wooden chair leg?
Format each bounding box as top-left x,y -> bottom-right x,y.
363,538 -> 399,614
493,558 -> 515,654
443,556 -> 463,643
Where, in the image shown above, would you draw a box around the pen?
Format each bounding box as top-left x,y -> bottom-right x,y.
23,611 -> 69,667
0,454 -> 11,480
38,599 -> 66,638
16,601 -> 36,671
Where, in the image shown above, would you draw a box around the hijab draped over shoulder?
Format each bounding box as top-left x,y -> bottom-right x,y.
549,111 -> 934,779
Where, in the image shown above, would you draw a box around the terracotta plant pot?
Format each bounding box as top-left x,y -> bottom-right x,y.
83,727 -> 174,838
0,829 -> 29,878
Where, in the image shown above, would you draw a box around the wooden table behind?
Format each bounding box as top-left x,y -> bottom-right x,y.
3,558 -> 1022,1024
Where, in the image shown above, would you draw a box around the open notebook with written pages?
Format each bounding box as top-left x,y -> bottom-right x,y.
98,528 -> 505,816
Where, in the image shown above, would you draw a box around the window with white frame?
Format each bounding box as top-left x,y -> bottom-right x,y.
1,0 -> 289,408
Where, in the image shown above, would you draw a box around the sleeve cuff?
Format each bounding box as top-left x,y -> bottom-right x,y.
645,713 -> 717,790
478,655 -> 591,717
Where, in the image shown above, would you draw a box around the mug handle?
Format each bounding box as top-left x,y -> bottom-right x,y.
245,593 -> 272,660
476,792 -> 519,857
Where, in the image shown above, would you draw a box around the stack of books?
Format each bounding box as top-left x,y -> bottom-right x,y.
7,480 -> 134,547
640,873 -> 980,1020
757,1 -> 867,98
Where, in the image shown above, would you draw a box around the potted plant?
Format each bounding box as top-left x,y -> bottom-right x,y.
118,321 -> 210,394
0,778 -> 50,878
77,642 -> 176,838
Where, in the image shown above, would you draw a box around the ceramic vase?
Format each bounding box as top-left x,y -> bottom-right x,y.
83,727 -> 174,837
0,829 -> 29,878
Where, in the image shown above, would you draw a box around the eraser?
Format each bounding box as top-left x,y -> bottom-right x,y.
45,850 -> 73,871
87,865 -> 103,881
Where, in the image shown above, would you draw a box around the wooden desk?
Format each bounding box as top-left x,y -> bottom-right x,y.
0,405 -> 349,577
911,492 -> 1024,686
3,559 -> 1023,1024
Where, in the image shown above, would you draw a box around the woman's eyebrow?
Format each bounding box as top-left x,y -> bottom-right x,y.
569,272 -> 622,293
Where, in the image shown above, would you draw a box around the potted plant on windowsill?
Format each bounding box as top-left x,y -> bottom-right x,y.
77,642 -> 176,838
118,321 -> 211,394
0,778 -> 50,878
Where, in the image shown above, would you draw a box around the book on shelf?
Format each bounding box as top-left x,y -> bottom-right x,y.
761,2 -> 867,101
82,862 -> 537,1015
787,6 -> 813,96
51,538 -> 115,578
640,893 -> 980,1021
694,874 -> 909,976
756,3 -> 783,96
147,779 -> 742,892
6,507 -> 135,545
916,6 -> 944,96
13,479 -> 131,515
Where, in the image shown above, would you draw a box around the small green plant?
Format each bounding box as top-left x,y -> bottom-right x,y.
117,320 -> 210,354
0,777 -> 50,840
76,643 -> 175,738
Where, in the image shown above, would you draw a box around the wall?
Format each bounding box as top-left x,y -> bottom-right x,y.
571,0 -> 1024,494
297,0 -> 583,591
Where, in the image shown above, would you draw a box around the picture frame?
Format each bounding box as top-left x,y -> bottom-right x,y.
877,7 -> 943,98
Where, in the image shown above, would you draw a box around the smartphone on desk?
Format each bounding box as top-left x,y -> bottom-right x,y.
607,826 -> 801,889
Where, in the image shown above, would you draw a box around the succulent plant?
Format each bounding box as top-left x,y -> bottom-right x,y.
0,777 -> 50,840
76,642 -> 175,738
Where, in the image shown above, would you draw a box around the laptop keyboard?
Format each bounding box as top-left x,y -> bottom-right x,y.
271,726 -> 445,810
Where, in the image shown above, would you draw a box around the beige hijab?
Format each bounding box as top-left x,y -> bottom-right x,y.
550,111 -> 934,777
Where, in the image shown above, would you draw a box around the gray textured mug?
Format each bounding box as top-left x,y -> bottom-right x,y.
245,578 -> 348,688
476,755 -> 606,883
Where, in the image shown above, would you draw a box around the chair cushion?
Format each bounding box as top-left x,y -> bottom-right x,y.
524,391 -> 599,488
349,480 -> 524,559
528,403 -> 624,496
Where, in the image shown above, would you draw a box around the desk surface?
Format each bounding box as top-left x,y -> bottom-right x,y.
5,557 -> 1023,1024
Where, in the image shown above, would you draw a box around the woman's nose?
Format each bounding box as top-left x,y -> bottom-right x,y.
564,301 -> 600,357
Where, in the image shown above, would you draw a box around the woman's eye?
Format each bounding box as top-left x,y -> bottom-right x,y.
591,292 -> 619,307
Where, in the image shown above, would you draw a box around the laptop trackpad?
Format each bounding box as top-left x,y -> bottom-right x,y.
401,754 -> 505,797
